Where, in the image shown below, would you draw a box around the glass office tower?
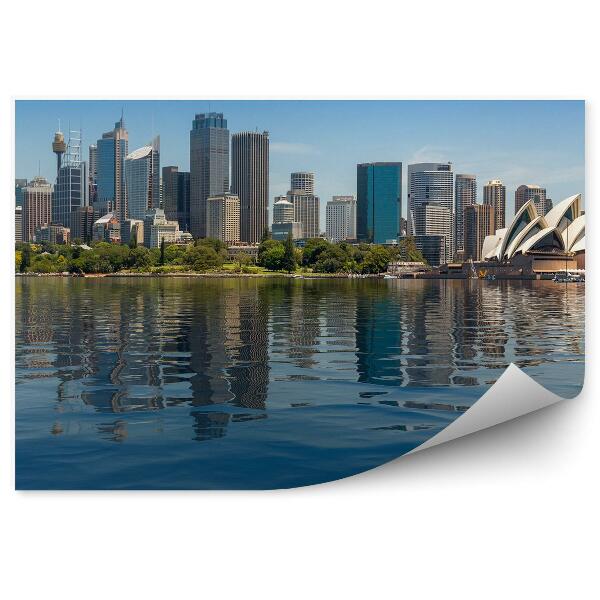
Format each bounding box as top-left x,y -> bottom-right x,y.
95,117 -> 128,219
124,138 -> 160,221
356,162 -> 402,244
189,112 -> 229,238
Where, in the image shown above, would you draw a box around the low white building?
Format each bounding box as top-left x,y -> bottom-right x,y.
143,208 -> 189,248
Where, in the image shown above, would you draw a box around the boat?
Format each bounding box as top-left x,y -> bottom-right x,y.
553,270 -> 585,283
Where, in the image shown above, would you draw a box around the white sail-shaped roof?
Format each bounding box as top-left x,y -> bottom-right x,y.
517,227 -> 565,255
498,201 -> 538,259
544,194 -> 582,231
562,214 -> 585,251
505,216 -> 547,259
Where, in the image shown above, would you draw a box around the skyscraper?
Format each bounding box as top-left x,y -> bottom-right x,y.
88,144 -> 97,205
515,184 -> 549,216
162,166 -> 191,232
52,130 -> 87,227
454,174 -> 476,254
189,112 -> 229,238
326,195 -> 356,242
231,131 -> 269,244
407,162 -> 454,264
96,116 -> 128,220
464,203 -> 495,261
413,203 -> 452,265
483,179 -> 506,229
22,176 -> 52,242
15,179 -> 27,208
70,206 -> 96,243
206,193 -> 241,243
124,137 -> 160,221
290,172 -> 315,194
356,162 -> 402,244
289,192 -> 320,238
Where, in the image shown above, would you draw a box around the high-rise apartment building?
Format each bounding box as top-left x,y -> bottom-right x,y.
96,116 -> 128,220
162,166 -> 191,232
273,196 -> 295,223
464,203 -> 495,261
206,193 -> 241,244
231,131 -> 269,244
515,184 -> 549,215
454,174 -> 476,254
52,130 -> 87,227
189,112 -> 229,238
290,172 -> 315,194
289,192 -> 320,238
483,179 -> 506,229
413,203 -> 452,266
124,137 -> 160,221
326,195 -> 356,242
22,176 -> 52,242
15,206 -> 23,244
357,162 -> 402,244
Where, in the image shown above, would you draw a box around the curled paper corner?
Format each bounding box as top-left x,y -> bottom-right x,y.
408,364 -> 563,455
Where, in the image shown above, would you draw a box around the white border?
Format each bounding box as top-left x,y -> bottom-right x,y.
1,2 -> 596,599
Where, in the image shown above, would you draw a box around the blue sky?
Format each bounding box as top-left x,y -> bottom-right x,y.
15,100 -> 584,223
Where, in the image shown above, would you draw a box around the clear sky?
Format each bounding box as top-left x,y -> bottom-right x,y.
15,100 -> 584,224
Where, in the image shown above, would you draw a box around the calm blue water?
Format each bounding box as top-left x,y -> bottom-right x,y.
15,277 -> 585,489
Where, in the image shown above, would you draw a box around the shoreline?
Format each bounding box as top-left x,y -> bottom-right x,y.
15,272 -> 570,281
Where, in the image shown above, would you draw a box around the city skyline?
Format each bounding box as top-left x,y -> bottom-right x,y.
15,100 -> 585,225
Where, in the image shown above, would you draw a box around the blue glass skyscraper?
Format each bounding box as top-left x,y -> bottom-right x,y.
356,162 -> 402,244
95,117 -> 128,220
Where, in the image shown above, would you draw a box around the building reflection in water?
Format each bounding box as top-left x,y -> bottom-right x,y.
15,277 -> 585,443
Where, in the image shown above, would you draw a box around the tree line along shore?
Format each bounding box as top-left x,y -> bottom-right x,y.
15,235 -> 427,276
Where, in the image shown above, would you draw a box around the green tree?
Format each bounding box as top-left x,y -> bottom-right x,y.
281,233 -> 297,273
257,239 -> 283,266
19,244 -> 31,273
302,238 -> 331,266
160,238 -> 166,265
260,245 -> 285,271
361,245 -> 392,274
184,245 -> 223,271
314,245 -> 349,273
398,236 -> 427,264
129,234 -> 138,249
234,252 -> 252,272
128,247 -> 154,270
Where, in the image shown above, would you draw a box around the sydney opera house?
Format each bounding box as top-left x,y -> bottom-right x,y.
480,194 -> 585,273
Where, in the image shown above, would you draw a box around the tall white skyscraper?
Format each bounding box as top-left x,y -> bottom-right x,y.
326,195 -> 356,242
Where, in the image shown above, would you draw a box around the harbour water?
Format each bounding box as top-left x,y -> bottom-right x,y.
15,277 -> 585,489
